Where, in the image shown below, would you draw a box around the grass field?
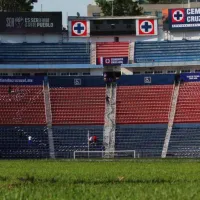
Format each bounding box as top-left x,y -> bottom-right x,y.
1,159 -> 200,200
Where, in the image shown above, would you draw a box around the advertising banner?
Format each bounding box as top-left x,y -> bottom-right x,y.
0,76 -> 44,85
0,12 -> 62,33
96,57 -> 128,65
163,8 -> 200,31
118,74 -> 175,86
180,73 -> 200,82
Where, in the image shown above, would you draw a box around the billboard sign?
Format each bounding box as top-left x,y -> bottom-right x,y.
163,8 -> 200,31
0,12 -> 62,33
90,19 -> 136,36
0,76 -> 44,85
96,57 -> 128,65
180,73 -> 200,82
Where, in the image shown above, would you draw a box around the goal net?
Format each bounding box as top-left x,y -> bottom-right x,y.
73,150 -> 136,159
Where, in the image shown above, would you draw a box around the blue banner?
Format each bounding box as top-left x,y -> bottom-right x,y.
118,74 -> 175,86
168,8 -> 200,31
180,73 -> 200,82
49,76 -> 105,87
96,57 -> 128,65
0,76 -> 44,85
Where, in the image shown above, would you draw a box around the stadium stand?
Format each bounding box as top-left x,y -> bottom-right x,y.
96,42 -> 129,58
3,74 -> 200,159
48,76 -> 105,158
174,82 -> 200,123
0,126 -> 49,158
134,40 -> 200,63
50,87 -> 105,125
167,123 -> 200,158
49,77 -> 105,125
0,43 -> 90,64
115,124 -> 167,157
116,85 -> 173,124
0,85 -> 45,125
0,77 -> 48,158
114,75 -> 175,157
52,125 -> 103,158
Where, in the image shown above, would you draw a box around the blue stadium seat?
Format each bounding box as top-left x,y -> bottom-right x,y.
168,123 -> 200,158
0,126 -> 49,158
52,126 -> 103,158
115,124 -> 167,157
134,40 -> 200,63
0,43 -> 90,64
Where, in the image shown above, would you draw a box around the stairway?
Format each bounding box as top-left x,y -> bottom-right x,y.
103,83 -> 117,157
90,42 -> 96,64
129,42 -> 135,64
161,82 -> 180,158
43,81 -> 55,159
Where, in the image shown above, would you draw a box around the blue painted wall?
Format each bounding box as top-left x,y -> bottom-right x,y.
0,76 -> 43,85
180,73 -> 200,82
49,76 -> 105,87
49,74 -> 175,87
118,74 -> 175,86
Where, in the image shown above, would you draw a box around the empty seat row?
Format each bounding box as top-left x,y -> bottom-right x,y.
0,43 -> 90,64
52,126 -> 103,158
0,85 -> 46,125
135,40 -> 200,63
50,87 -> 105,125
116,85 -> 173,124
96,42 -> 129,58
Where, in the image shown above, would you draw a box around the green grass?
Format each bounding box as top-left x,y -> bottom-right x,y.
1,159 -> 200,200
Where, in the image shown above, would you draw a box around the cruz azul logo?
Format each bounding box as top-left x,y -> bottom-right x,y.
172,9 -> 185,23
136,19 -> 157,36
71,20 -> 87,36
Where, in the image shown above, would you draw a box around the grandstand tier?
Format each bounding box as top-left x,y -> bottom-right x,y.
0,126 -> 49,159
53,125 -> 103,158
2,74 -> 200,158
168,123 -> 200,158
0,85 -> 46,125
115,124 -> 167,157
0,43 -> 90,64
134,40 -> 200,63
49,76 -> 106,125
96,42 -> 129,58
50,87 -> 105,125
116,85 -> 173,124
175,82 -> 200,123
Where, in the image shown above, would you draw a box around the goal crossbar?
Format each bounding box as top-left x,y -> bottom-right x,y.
73,150 -> 136,159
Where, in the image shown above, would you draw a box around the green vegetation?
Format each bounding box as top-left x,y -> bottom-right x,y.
0,0 -> 35,12
1,159 -> 200,199
95,0 -> 143,16
141,0 -> 188,3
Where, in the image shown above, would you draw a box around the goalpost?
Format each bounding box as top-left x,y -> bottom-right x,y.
73,150 -> 136,159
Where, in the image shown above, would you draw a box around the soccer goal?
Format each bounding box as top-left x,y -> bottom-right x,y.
73,150 -> 136,159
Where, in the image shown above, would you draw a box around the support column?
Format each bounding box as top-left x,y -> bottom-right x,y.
103,83 -> 117,157
162,82 -> 180,158
43,80 -> 55,159
90,42 -> 96,64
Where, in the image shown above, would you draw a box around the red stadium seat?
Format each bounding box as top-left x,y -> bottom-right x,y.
50,87 -> 105,125
96,42 -> 129,58
175,82 -> 200,123
116,85 -> 174,124
0,85 -> 46,125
